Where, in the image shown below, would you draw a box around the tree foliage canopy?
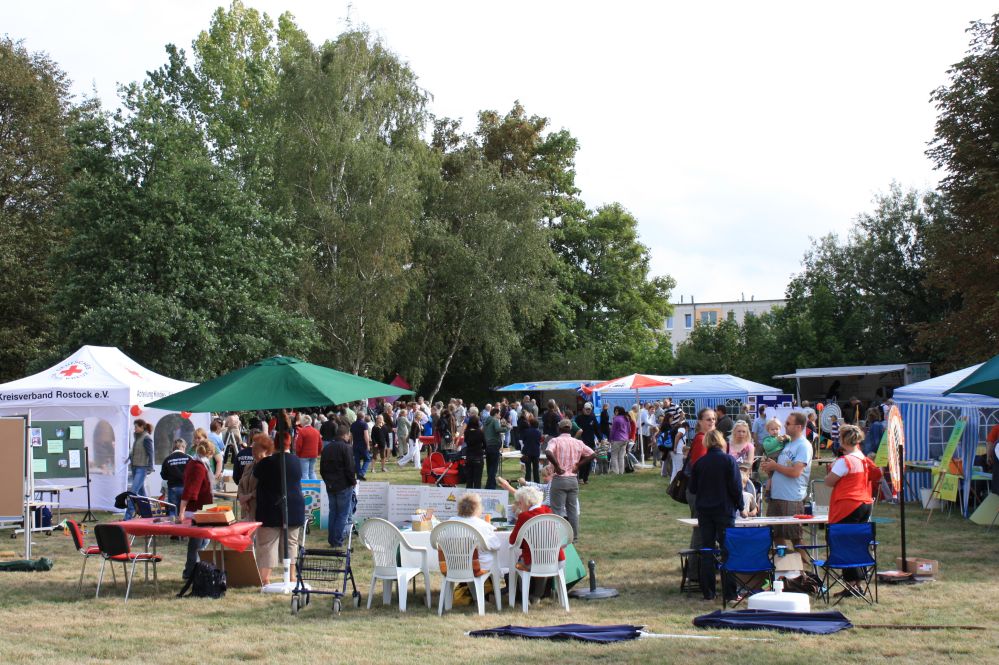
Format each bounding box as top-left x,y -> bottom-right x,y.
923,15 -> 999,366
0,38 -> 72,381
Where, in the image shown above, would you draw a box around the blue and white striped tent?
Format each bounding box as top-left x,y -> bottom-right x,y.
592,374 -> 783,425
893,363 -> 999,514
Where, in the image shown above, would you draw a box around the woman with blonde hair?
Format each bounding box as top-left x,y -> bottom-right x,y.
728,420 -> 755,467
178,438 -> 215,578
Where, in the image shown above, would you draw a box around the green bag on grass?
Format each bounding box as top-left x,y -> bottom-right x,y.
0,557 -> 54,572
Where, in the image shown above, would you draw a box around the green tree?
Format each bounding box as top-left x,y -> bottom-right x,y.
0,38 -> 73,381
773,185 -> 946,370
274,29 -> 433,375
923,15 -> 999,367
673,318 -> 742,375
394,124 -> 554,401
48,96 -> 315,380
561,204 -> 675,377
472,103 -> 674,381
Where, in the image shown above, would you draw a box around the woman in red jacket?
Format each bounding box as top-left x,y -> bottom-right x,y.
178,438 -> 215,579
509,485 -> 565,604
824,424 -> 883,589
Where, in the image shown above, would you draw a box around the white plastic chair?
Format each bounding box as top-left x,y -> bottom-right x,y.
509,513 -> 572,612
358,518 -> 432,612
430,521 -> 503,616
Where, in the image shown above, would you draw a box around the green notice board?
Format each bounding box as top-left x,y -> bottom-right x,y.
30,420 -> 86,479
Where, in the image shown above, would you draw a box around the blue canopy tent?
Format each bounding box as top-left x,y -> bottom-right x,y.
589,374 -> 783,425
892,363 -> 999,514
494,380 -> 603,412
494,380 -> 603,393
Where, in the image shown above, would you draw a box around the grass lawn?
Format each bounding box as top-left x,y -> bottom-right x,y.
1,458 -> 997,665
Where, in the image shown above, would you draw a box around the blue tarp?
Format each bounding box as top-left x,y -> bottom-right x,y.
693,610 -> 852,634
469,623 -> 643,643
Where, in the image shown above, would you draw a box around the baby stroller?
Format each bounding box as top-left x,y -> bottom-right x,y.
291,499 -> 361,616
594,442 -> 611,475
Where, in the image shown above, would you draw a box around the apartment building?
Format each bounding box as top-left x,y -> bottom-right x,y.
665,296 -> 786,350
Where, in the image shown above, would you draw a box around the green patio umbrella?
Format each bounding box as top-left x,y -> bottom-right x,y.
146,355 -> 412,594
943,355 -> 999,398
146,355 -> 413,411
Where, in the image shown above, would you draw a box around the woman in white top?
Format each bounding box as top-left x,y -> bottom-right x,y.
669,427 -> 687,482
449,493 -> 501,571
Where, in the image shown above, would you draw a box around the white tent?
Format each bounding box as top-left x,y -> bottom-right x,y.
0,346 -> 209,511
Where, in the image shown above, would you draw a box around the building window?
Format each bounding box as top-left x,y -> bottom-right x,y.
699,311 -> 718,326
684,314 -> 692,328
666,316 -> 673,330
725,398 -> 743,416
928,409 -> 958,459
727,310 -> 735,321
680,399 -> 696,421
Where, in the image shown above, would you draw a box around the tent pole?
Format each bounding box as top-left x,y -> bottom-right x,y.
81,447 -> 96,523
899,439 -> 908,572
24,409 -> 33,560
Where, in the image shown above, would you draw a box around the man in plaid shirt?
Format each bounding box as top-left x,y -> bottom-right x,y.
545,419 -> 596,542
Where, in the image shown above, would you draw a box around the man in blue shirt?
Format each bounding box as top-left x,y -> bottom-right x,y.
760,412 -> 812,546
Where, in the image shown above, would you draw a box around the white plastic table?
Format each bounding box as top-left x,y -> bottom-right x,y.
677,514 -> 829,547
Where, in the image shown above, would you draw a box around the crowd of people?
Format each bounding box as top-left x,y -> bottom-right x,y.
124,391 -> 895,598
681,402 -> 887,602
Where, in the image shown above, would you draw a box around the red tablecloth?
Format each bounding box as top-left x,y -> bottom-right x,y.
109,518 -> 261,552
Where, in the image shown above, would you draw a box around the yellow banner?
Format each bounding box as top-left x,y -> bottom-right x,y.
939,473 -> 960,502
940,418 -> 967,469
873,430 -> 889,467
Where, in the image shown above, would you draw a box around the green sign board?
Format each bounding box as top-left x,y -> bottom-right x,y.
30,420 -> 86,479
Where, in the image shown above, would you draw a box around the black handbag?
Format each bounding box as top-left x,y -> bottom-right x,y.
666,461 -> 689,504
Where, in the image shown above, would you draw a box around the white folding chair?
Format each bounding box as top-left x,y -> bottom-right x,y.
430,521 -> 503,616
509,513 -> 572,612
358,518 -> 432,612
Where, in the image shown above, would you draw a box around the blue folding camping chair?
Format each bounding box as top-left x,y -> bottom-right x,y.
812,522 -> 878,605
719,526 -> 774,608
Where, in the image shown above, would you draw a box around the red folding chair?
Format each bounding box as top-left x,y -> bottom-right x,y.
94,524 -> 163,603
66,519 -> 105,593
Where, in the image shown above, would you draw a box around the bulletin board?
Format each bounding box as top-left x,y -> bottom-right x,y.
0,418 -> 26,517
29,420 -> 86,479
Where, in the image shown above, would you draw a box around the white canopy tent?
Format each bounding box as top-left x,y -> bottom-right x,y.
0,346 -> 208,511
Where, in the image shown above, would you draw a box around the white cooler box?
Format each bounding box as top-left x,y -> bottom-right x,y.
746,581 -> 811,613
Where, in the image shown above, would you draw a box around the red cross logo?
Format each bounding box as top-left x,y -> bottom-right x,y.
60,364 -> 83,377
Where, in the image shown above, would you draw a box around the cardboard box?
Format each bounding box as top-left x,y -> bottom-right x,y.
193,507 -> 235,525
775,553 -> 804,572
896,557 -> 939,577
